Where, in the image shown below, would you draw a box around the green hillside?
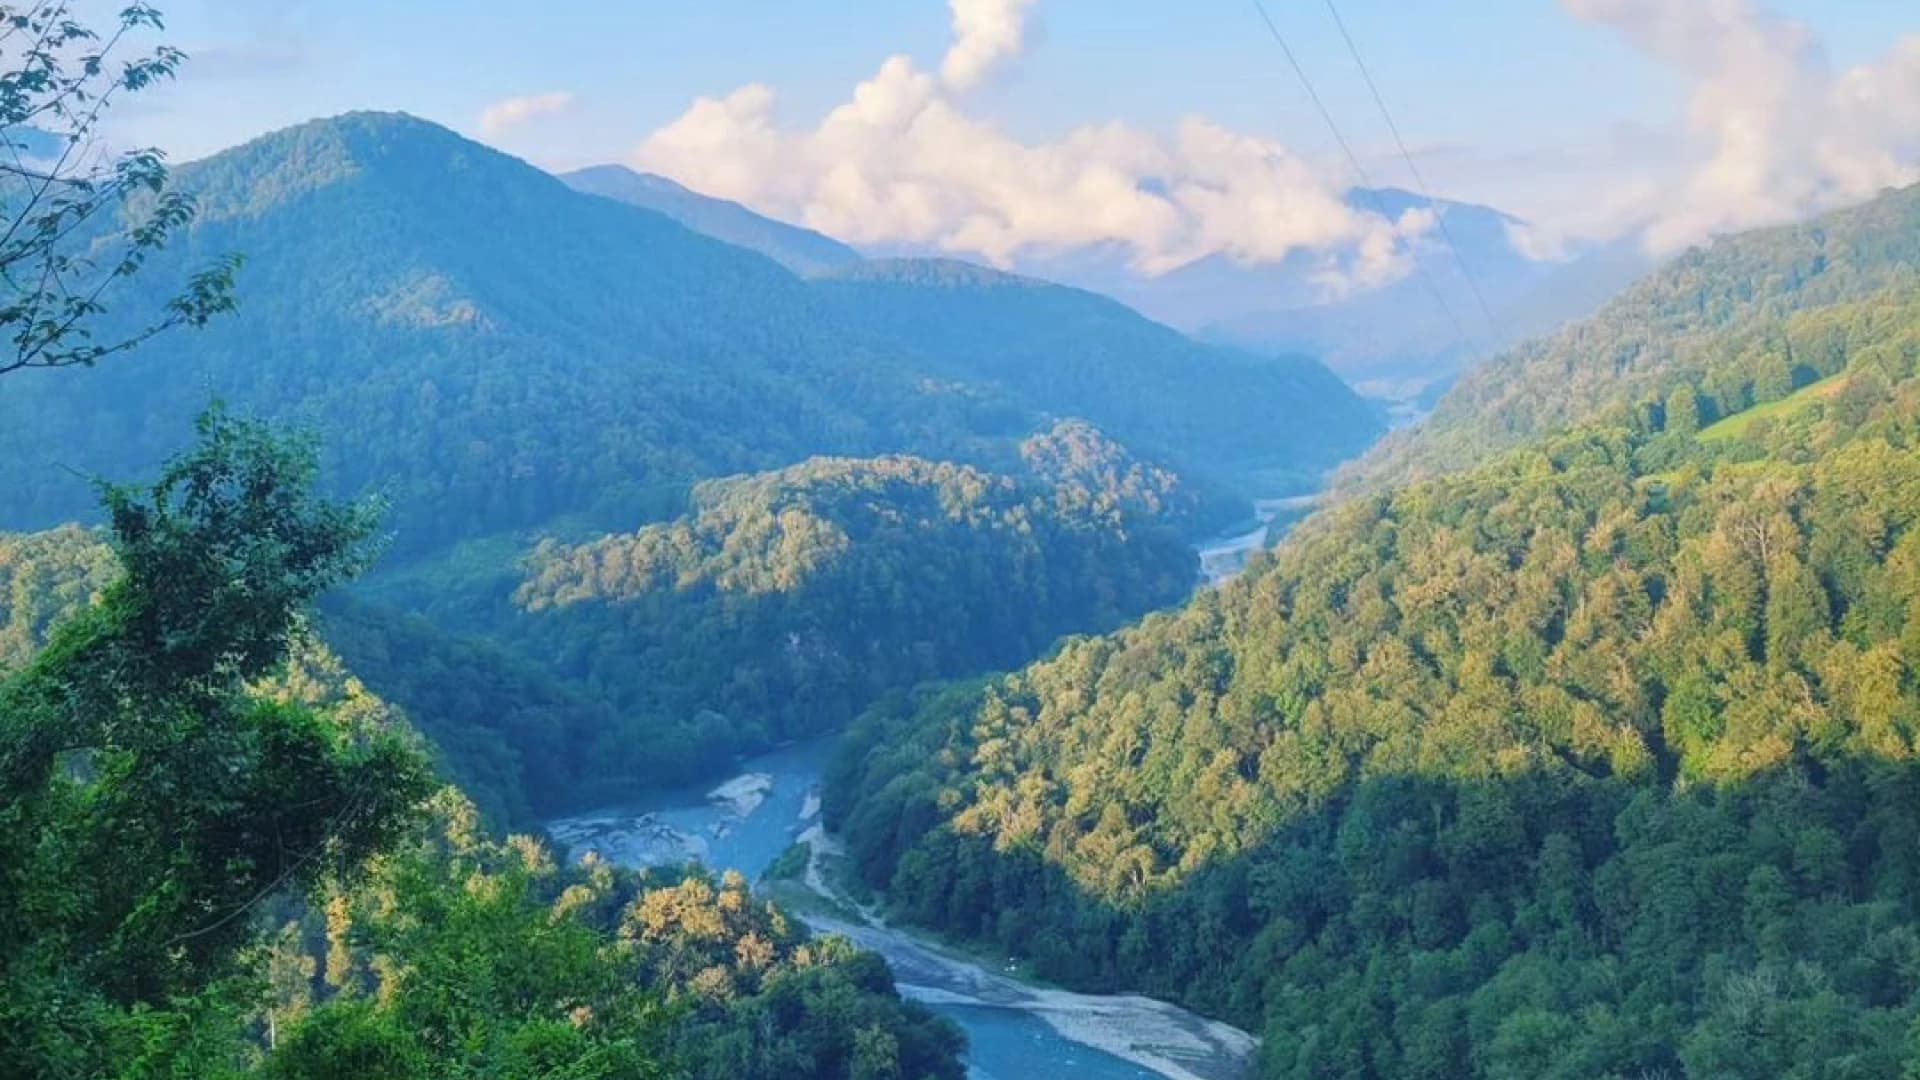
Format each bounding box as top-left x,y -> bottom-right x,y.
343,421 -> 1204,821
0,113 -> 1377,557
814,257 -> 1380,488
826,285 -> 1920,1078
1350,181 -> 1920,489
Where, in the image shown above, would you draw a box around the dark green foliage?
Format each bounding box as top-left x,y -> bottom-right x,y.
316,595 -> 624,828
1354,180 -> 1920,487
0,408 -> 432,1077
827,289 -> 1920,1077
267,794 -> 963,1080
388,425 -> 1201,815
0,113 -> 1373,555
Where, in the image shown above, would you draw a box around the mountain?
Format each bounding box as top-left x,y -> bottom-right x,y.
1008,187 -> 1633,390
0,492 -> 967,1080
811,257 -> 1381,490
824,282 -> 1920,1079
633,175 -> 1606,391
333,422 -> 1208,823
0,112 -> 1378,555
1348,180 -> 1920,489
560,163 -> 861,275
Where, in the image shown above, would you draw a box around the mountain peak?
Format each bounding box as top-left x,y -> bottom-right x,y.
177,111 -> 545,222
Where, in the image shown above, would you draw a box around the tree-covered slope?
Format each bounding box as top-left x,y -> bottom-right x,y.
0,113 -> 1376,555
0,113 -> 960,551
0,426 -> 967,1080
1,422 -> 1214,828
826,289 -> 1920,1078
345,422 -> 1205,819
562,163 -> 862,276
1349,181 -> 1920,489
812,258 -> 1382,488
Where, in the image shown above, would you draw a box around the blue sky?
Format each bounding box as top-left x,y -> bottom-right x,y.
107,1 -> 1920,267
121,1 -> 1900,161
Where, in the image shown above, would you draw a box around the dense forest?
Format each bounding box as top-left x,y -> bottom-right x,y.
1350,180 -> 1920,489
0,409 -> 966,1079
827,286 -> 1920,1077
25,8 -> 1920,1078
811,258 -> 1379,488
0,112 -> 1375,556
332,420 -> 1205,823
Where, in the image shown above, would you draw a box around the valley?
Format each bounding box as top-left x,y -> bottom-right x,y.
547,737 -> 1253,1080
5,5 -> 1920,1073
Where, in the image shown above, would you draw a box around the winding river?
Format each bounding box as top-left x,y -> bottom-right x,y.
546,498 -> 1326,1077
1195,493 -> 1319,585
548,741 -> 1255,1080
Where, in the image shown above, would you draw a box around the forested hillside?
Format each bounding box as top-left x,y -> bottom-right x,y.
337,422 -> 1204,821
813,258 -> 1379,489
0,113 -> 1375,555
826,286 -> 1920,1077
0,525 -> 116,671
0,412 -> 966,1080
1350,181 -> 1920,488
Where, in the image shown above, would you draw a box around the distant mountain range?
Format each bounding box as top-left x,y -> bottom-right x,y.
0,113 -> 1377,554
1348,177 -> 1920,488
563,163 -> 1643,393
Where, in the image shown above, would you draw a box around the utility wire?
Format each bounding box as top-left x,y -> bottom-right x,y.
1247,0 -> 1477,357
1321,0 -> 1502,339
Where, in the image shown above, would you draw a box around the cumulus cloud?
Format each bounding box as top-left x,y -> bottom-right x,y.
1565,0 -> 1920,252
479,91 -> 576,136
632,3 -> 1413,287
942,0 -> 1037,91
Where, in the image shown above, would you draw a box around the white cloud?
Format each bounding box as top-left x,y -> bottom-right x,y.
632,2 -> 1414,288
1565,0 -> 1920,253
942,0 -> 1037,91
479,91 -> 576,137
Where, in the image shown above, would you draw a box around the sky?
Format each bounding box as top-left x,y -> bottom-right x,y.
101,0 -> 1920,280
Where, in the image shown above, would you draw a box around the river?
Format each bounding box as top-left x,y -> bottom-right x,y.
1195,492 -> 1319,585
544,502 -> 1320,1078
547,741 -> 1256,1080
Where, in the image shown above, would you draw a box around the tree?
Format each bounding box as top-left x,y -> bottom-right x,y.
266,849 -> 668,1080
1664,384 -> 1701,437
0,407 -> 431,1076
0,2 -> 237,378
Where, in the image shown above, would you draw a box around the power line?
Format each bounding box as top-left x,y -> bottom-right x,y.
1320,0 -> 1502,340
1246,0 -> 1476,357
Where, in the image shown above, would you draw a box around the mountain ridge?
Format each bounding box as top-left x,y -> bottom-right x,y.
560,162 -> 861,275
0,111 -> 1379,551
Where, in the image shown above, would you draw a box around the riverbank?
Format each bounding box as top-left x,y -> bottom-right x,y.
1196,491 -> 1321,585
549,744 -> 1257,1080
792,830 -> 1258,1080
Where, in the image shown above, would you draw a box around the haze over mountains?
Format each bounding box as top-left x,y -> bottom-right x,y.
566,160 -> 1645,395
561,164 -> 862,276
0,112 -> 1377,551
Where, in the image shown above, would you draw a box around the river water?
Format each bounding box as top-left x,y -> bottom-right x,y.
1195,493 -> 1319,585
544,501 -> 1321,1079
548,741 -> 1251,1080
